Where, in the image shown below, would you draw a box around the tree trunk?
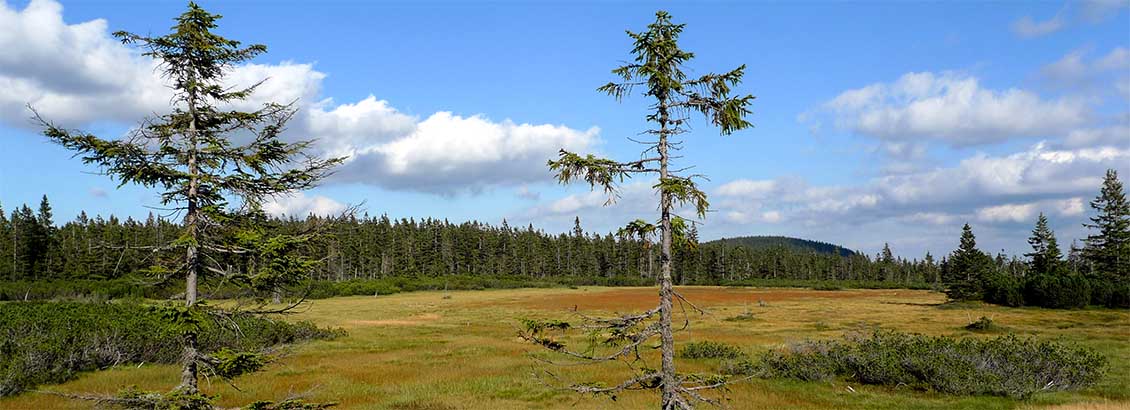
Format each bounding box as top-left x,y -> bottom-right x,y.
657,108 -> 679,409
180,79 -> 200,394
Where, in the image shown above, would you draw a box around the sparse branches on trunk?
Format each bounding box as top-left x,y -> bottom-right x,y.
529,10 -> 754,409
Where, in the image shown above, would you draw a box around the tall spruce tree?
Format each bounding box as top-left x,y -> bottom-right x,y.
1083,169 -> 1130,277
34,3 -> 342,408
522,11 -> 753,409
1026,213 -> 1062,275
943,223 -> 995,300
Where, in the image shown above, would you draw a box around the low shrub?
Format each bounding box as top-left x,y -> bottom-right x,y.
751,330 -> 1107,399
0,301 -> 343,397
1024,272 -> 1091,309
723,310 -> 759,322
963,316 -> 999,332
680,341 -> 746,360
982,272 -> 1024,307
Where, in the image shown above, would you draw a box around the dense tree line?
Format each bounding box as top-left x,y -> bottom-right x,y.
0,199 -> 941,287
943,169 -> 1129,308
1,172 -> 1124,302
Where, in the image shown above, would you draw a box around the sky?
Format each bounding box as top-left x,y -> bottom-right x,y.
0,0 -> 1128,259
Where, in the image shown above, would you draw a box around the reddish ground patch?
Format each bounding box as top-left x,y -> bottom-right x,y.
509,287 -> 886,312
348,313 -> 442,326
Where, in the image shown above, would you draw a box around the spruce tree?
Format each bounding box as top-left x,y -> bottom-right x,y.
1026,213 -> 1062,275
33,3 -> 342,408
523,11 -> 754,408
943,223 -> 994,301
879,243 -> 895,281
1083,169 -> 1130,278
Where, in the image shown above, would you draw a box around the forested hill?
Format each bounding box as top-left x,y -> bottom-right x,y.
706,236 -> 857,257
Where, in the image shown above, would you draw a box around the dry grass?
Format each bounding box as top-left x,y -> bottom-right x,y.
2,286 -> 1127,410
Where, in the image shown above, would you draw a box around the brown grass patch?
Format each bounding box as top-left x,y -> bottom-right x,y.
1020,402 -> 1130,410
503,286 -> 892,311
348,313 -> 441,326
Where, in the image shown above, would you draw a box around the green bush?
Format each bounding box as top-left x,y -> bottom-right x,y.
1089,277 -> 1130,309
1024,272 -> 1091,309
963,316 -> 999,332
679,341 -> 746,360
751,330 -> 1106,399
982,272 -> 1024,307
0,301 -> 343,397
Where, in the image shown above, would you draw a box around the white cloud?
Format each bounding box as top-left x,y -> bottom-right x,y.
1057,197 -> 1086,216
0,0 -> 598,195
262,192 -> 345,217
816,72 -> 1088,146
709,142 -> 1127,231
1012,1 -> 1128,38
976,203 -> 1037,223
304,95 -> 417,158
1011,15 -> 1065,38
722,210 -> 783,224
1062,125 -> 1130,148
332,112 -> 600,194
1040,47 -> 1130,93
902,212 -> 959,226
1096,47 -> 1130,70
716,179 -> 779,198
0,0 -> 169,125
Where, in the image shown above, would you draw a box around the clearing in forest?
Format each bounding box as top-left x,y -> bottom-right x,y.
3,287 -> 1127,410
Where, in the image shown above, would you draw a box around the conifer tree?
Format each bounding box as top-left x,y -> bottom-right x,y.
879,243 -> 895,281
1083,169 -> 1130,278
1026,213 -> 1062,275
33,3 -> 342,408
943,223 -> 994,301
523,11 -> 753,409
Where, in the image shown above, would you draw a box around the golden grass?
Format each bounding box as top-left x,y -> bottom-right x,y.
3,286 -> 1127,410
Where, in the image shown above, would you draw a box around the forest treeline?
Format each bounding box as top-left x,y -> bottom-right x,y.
0,201 -> 932,288
0,171 -> 1124,305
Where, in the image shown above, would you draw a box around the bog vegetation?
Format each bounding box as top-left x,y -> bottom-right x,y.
0,2 -> 1126,410
746,330 -> 1108,399
0,301 -> 342,397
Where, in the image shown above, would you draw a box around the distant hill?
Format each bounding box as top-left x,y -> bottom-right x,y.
704,236 -> 858,257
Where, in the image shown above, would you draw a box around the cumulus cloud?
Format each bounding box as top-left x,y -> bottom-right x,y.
332,112 -> 599,194
262,193 -> 346,217
712,142 -> 1128,229
976,203 -> 1038,223
0,0 -> 168,125
977,197 -> 1090,223
813,72 -> 1088,146
0,0 -> 598,195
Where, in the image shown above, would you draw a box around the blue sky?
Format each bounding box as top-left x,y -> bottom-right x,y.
1,0 -> 1128,258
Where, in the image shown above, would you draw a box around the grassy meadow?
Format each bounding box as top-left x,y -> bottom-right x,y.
2,287 -> 1127,410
